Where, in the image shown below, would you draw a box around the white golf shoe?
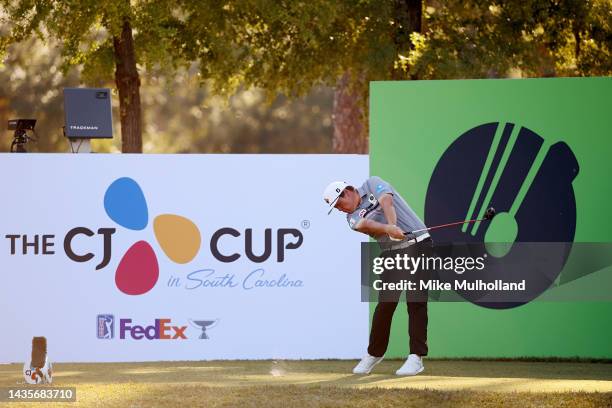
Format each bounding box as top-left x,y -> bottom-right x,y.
352,354 -> 383,374
395,354 -> 424,376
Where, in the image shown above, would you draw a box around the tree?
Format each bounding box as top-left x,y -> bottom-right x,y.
0,36 -> 81,153
170,0 -> 424,153
403,0 -> 612,79
192,0 -> 402,154
0,36 -> 333,154
0,0 -> 256,152
186,0 -> 611,153
2,1 -> 610,155
0,0 -> 383,153
1,1 -> 137,151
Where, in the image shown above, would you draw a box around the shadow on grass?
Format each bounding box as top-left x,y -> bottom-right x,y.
79,383 -> 612,408
0,359 -> 610,387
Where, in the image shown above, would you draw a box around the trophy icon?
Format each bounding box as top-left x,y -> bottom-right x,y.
188,319 -> 219,339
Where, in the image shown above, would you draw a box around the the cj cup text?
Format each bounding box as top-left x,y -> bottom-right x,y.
372,253 -> 486,275
4,226 -> 304,270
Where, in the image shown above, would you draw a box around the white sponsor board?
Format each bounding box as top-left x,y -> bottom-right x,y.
0,154 -> 368,362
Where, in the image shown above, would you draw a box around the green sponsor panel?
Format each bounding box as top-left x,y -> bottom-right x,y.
370,77 -> 612,358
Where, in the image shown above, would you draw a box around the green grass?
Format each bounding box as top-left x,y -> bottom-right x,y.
1,360 -> 610,407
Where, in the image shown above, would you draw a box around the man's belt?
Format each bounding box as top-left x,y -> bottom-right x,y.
388,232 -> 431,251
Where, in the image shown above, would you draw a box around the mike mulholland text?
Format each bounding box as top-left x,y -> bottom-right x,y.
373,279 -> 526,291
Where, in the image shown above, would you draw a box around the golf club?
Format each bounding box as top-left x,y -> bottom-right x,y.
404,207 -> 496,236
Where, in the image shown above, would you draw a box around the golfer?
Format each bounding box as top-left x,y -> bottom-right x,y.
323,176 -> 433,375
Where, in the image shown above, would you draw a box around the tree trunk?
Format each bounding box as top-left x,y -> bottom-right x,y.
404,0 -> 422,36
393,0 -> 423,80
113,20 -> 142,153
331,1 -> 423,154
332,72 -> 368,154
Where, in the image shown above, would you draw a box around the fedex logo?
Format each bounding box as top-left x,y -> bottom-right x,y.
119,318 -> 187,340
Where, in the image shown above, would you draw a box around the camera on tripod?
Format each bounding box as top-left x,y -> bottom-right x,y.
7,119 -> 37,153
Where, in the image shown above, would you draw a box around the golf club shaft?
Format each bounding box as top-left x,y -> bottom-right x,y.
405,217 -> 490,235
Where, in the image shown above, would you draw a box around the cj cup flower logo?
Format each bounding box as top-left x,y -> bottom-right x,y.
104,177 -> 201,295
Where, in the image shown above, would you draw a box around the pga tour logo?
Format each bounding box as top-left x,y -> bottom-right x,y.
97,314 -> 114,339
97,315 -> 218,340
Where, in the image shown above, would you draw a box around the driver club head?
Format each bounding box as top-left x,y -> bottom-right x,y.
484,207 -> 496,221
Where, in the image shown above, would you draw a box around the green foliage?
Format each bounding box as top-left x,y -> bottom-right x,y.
204,1 -> 396,95
134,65 -> 333,153
0,37 -> 332,153
404,0 -> 612,79
167,0 -> 612,99
190,0 -> 612,90
1,0 -> 610,153
4,0 -> 608,97
1,0 -> 180,82
0,37 -> 81,153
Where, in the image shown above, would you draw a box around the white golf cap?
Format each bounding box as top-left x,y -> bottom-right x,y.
322,181 -> 349,214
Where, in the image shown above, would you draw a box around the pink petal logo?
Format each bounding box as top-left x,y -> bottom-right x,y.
104,178 -> 201,295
